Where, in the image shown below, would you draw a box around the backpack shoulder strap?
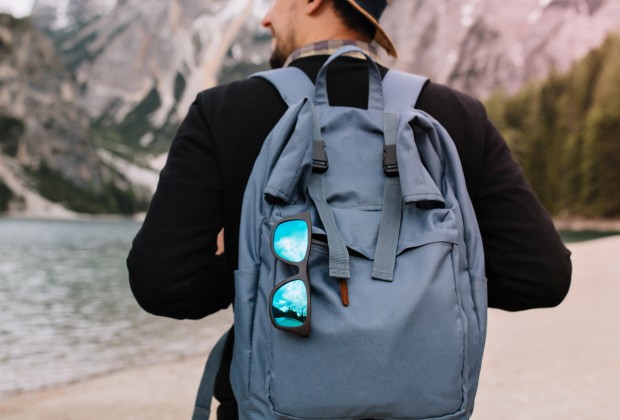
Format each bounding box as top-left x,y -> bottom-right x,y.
251,67 -> 315,106
372,70 -> 431,281
192,328 -> 232,420
382,70 -> 429,112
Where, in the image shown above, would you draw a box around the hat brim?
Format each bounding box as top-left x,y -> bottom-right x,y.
345,0 -> 398,58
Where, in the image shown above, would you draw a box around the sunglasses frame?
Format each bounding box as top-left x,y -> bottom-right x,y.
269,212 -> 312,337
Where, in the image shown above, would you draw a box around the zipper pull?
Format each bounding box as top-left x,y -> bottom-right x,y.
339,279 -> 349,307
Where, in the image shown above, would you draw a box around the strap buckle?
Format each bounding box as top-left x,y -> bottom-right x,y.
313,141 -> 329,173
383,144 -> 398,176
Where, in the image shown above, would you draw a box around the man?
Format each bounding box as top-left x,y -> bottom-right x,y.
127,0 -> 572,418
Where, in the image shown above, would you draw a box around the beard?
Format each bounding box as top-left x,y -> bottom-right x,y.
268,27 -> 296,69
269,44 -> 288,69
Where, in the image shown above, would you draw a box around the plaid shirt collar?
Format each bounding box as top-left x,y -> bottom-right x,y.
284,40 -> 382,67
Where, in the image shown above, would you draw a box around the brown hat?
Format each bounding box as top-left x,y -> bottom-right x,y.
344,0 -> 398,57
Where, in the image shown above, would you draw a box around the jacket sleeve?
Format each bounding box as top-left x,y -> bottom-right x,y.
418,84 -> 571,311
474,105 -> 572,311
127,93 -> 231,320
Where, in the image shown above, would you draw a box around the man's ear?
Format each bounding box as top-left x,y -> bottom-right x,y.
305,0 -> 327,16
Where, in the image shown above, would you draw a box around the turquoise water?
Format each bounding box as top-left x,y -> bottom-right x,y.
0,218 -> 231,396
559,230 -> 619,243
275,318 -> 304,327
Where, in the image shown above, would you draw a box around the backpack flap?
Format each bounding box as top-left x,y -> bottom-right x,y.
371,111 -> 446,281
395,110 -> 446,208
381,69 -> 443,207
253,68 -> 320,206
263,100 -> 316,205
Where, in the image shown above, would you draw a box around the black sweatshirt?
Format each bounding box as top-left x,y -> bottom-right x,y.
127,56 -> 572,417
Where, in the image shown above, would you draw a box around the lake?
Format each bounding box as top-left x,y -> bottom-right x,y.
0,218 -> 232,396
559,229 -> 619,243
0,218 -> 616,397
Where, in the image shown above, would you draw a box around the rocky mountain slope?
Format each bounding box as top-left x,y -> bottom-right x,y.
0,14 -> 92,178
32,0 -> 258,155
0,13 -> 98,214
32,0 -> 620,135
383,0 -> 620,98
1,0 -> 618,216
0,13 -> 143,215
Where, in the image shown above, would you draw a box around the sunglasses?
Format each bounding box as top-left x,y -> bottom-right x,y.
269,212 -> 312,337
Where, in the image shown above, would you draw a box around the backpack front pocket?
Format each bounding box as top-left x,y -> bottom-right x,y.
267,233 -> 466,420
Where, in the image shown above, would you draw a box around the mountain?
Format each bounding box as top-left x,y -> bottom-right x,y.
32,0 -> 258,157
32,0 -> 620,130
0,13 -> 145,215
3,0 -> 617,216
383,0 -> 620,98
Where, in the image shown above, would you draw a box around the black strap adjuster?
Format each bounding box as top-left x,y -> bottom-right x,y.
313,141 -> 329,173
383,144 -> 398,176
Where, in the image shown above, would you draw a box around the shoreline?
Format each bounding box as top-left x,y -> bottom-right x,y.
553,216 -> 620,231
0,355 -> 213,420
2,212 -> 620,231
1,236 -> 619,419
0,212 -> 146,223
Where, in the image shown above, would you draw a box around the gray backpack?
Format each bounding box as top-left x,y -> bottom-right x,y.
194,46 -> 487,420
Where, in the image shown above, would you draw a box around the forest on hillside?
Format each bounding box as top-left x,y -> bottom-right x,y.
486,33 -> 620,218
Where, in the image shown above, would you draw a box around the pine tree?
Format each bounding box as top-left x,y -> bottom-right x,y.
485,33 -> 620,218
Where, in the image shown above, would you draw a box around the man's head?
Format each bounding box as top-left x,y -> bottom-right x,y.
261,0 -> 397,69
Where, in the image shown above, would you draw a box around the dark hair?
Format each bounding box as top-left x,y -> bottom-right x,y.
331,0 -> 377,41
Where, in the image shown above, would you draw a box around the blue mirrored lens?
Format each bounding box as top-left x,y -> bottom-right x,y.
272,280 -> 308,328
273,219 -> 308,263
